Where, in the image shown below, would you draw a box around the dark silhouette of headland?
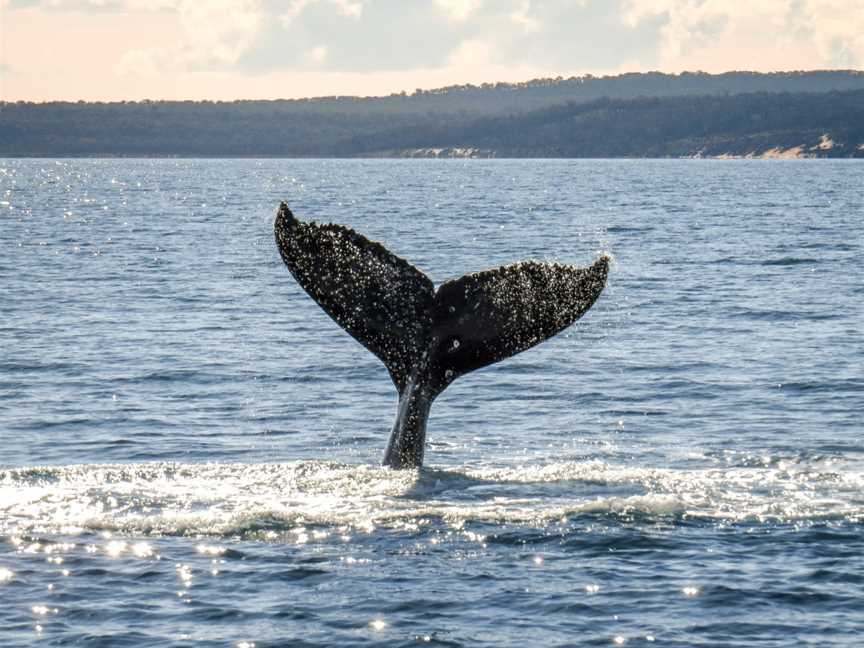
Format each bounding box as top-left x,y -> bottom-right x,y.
3,70 -> 863,158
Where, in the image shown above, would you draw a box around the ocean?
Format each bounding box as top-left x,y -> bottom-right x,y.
1,159 -> 862,646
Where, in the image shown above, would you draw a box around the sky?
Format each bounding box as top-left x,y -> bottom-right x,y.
1,0 -> 863,102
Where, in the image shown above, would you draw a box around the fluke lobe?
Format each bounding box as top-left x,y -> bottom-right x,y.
274,202 -> 609,469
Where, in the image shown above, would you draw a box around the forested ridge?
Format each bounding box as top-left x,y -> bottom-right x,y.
369,90 -> 864,158
2,71 -> 863,158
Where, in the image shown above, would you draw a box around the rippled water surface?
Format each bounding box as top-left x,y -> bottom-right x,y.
1,159 -> 863,647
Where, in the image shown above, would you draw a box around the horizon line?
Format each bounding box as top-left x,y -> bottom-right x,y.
3,68 -> 863,106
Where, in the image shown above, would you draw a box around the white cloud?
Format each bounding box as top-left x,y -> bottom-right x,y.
622,0 -> 864,70
509,0 -> 541,33
307,44 -> 329,65
334,0 -> 363,19
801,0 -> 864,67
20,0 -> 180,9
435,0 -> 483,22
116,0 -> 264,77
124,0 -> 182,9
180,0 -> 263,65
280,0 -> 363,27
278,0 -> 312,27
448,38 -> 495,67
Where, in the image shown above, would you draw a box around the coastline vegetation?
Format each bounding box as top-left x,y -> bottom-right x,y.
2,71 -> 863,158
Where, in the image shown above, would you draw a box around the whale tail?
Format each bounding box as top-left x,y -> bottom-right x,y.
274,202 -> 609,467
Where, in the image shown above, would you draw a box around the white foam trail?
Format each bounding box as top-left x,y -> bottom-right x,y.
1,459 -> 861,537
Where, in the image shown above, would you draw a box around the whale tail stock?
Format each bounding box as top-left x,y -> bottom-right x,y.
274,202 -> 609,469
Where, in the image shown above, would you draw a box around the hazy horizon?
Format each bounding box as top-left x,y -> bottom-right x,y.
2,0 -> 863,102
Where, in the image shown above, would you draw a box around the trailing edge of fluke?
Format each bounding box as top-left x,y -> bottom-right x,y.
274,202 -> 609,469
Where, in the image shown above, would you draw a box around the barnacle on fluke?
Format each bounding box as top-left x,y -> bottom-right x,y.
275,202 -> 609,469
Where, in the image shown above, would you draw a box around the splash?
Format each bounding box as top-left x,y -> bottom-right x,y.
2,458 -> 861,539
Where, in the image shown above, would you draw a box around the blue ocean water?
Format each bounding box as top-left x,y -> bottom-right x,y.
1,159 -> 862,647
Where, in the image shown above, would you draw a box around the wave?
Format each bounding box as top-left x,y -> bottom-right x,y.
760,257 -> 822,266
605,226 -> 653,234
2,458 -> 862,539
705,256 -> 823,267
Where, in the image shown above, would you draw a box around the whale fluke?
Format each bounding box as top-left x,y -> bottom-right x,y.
274,202 -> 609,469
274,202 -> 435,393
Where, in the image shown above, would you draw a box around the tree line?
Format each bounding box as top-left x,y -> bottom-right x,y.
1,77 -> 863,158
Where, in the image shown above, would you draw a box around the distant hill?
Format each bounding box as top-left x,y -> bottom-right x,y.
370,90 -> 864,159
2,71 -> 863,158
305,69 -> 864,115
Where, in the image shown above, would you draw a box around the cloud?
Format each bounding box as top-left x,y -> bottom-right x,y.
7,0 -> 177,9
306,44 -> 329,65
280,0 -> 363,27
12,0 -> 662,89
116,0 -> 264,76
448,38 -> 495,67
240,0 -> 470,74
435,0 -> 483,22
509,0 -> 541,33
10,0 -> 263,71
622,0 -> 864,70
115,0 -> 373,78
179,0 -> 263,65
466,0 -> 661,72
